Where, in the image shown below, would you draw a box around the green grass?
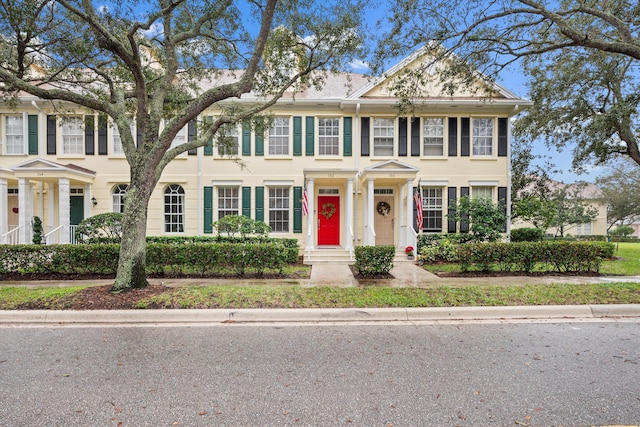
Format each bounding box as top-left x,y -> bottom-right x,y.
0,286 -> 86,309
601,242 -> 640,275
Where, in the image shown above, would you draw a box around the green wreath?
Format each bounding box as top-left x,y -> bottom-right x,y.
320,202 -> 337,219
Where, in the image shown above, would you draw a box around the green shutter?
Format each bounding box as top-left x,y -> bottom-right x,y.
203,186 -> 213,233
242,186 -> 251,218
293,116 -> 302,156
204,116 -> 213,156
343,117 -> 352,156
293,186 -> 302,233
255,127 -> 264,156
255,186 -> 264,222
28,115 -> 38,154
242,120 -> 251,156
305,116 -> 314,156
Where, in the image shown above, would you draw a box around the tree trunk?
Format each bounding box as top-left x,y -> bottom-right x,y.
112,176 -> 153,292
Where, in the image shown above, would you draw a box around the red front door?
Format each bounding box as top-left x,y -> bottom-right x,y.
317,195 -> 340,246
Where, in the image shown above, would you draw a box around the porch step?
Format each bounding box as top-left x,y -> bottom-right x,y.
303,249 -> 353,265
304,248 -> 417,265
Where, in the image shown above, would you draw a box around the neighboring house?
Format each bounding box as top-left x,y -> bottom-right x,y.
513,179 -> 608,237
0,47 -> 529,259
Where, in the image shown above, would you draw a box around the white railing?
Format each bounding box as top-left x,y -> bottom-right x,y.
44,225 -> 78,245
348,225 -> 354,260
407,226 -> 418,252
1,225 -> 21,245
364,224 -> 376,246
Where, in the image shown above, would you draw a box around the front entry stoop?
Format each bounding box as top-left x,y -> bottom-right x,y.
303,248 -> 353,265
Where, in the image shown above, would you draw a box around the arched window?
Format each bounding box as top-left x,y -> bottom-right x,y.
112,184 -> 129,213
164,184 -> 185,233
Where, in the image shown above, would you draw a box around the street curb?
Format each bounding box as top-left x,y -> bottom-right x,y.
1,305 -> 639,325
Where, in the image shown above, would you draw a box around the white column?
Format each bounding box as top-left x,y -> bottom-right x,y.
18,178 -> 33,244
58,178 -> 70,244
47,182 -> 55,232
0,178 -> 7,240
406,179 -> 414,247
399,182 -> 406,247
345,178 -> 354,251
305,178 -> 315,251
366,178 -> 375,246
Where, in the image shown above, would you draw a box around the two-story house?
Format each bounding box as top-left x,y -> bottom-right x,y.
0,47 -> 530,260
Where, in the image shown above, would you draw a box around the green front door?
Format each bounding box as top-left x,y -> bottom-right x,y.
70,196 -> 84,225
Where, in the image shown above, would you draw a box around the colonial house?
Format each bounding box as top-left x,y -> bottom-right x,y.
0,47 -> 530,261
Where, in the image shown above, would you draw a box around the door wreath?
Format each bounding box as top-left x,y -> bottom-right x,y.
320,202 -> 336,220
376,201 -> 391,217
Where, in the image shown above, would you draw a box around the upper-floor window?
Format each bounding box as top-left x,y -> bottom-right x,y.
422,187 -> 443,232
164,184 -> 185,233
61,116 -> 84,155
4,115 -> 25,155
112,184 -> 129,213
171,126 -> 187,148
423,117 -> 444,156
218,187 -> 239,218
269,186 -> 290,233
318,118 -> 340,156
268,117 -> 290,156
472,118 -> 494,156
112,120 -> 134,155
373,118 -> 394,156
472,186 -> 493,200
217,123 -> 239,156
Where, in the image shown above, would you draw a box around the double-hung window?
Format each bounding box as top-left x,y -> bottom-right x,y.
373,118 -> 394,156
422,187 -> 443,232
472,186 -> 493,201
164,184 -> 185,233
4,115 -> 25,155
269,187 -> 290,232
112,184 -> 129,213
423,117 -> 445,156
61,116 -> 84,155
218,187 -> 239,218
472,118 -> 494,156
268,117 -> 290,156
217,123 -> 239,156
112,119 -> 134,155
318,118 -> 340,156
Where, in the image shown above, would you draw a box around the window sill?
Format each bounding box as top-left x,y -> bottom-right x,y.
470,156 -> 498,160
265,156 -> 293,160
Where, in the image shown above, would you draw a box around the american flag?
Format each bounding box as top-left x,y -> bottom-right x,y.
414,188 -> 423,231
302,185 -> 309,216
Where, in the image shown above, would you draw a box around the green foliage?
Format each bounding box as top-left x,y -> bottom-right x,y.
456,241 -> 615,274
451,196 -> 507,242
510,228 -> 544,242
0,241 -> 296,276
596,160 -> 640,228
75,213 -> 123,243
418,237 -> 459,263
211,215 -> 271,238
31,216 -> 43,245
610,226 -> 635,238
354,246 -> 395,276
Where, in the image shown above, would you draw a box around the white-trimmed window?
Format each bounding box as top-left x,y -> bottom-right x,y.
171,126 -> 187,148
472,186 -> 493,200
472,118 -> 494,156
576,222 -> 593,236
164,184 -> 185,233
112,120 -> 134,155
112,184 -> 129,213
269,187 -> 290,232
422,117 -> 444,156
373,118 -> 394,156
218,187 -> 239,218
61,116 -> 84,155
268,117 -> 290,156
4,115 -> 25,155
318,118 -> 340,156
217,123 -> 239,156
422,187 -> 443,232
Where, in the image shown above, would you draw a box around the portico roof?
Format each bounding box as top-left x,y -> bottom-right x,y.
9,158 -> 96,184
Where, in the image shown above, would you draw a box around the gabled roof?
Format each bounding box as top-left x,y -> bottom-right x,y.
9,158 -> 96,182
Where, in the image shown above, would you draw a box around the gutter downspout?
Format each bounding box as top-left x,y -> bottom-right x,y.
506,106 -> 519,241
354,102 -> 361,248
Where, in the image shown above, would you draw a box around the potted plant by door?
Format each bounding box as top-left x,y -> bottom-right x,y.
405,246 -> 415,260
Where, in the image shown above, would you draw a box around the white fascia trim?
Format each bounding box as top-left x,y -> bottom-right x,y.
264,180 -> 295,186
420,180 -> 449,187
211,180 -> 243,186
469,180 -> 499,186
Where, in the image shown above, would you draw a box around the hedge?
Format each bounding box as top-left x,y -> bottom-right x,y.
456,241 -> 615,273
0,241 -> 297,276
354,246 -> 395,276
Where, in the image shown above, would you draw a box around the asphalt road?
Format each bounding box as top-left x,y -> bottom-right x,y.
1,322 -> 639,426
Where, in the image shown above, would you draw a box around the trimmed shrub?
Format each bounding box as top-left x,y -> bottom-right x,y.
75,213 -> 123,243
354,246 -> 395,276
511,228 -> 544,242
